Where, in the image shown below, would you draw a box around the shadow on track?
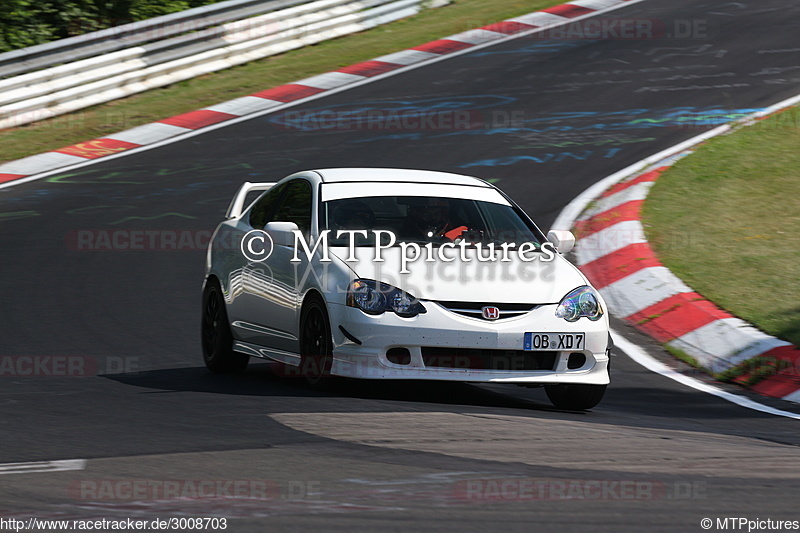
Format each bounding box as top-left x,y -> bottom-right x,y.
101,362 -> 574,413
100,347 -> 795,447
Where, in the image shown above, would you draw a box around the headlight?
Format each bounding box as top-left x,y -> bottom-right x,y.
555,286 -> 603,322
346,280 -> 426,317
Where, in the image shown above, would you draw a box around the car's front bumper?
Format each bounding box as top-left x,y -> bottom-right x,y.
326,301 -> 610,384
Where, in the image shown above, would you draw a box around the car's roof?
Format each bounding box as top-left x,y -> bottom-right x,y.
313,168 -> 491,187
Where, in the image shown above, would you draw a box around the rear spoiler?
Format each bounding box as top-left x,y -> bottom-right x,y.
225,182 -> 276,219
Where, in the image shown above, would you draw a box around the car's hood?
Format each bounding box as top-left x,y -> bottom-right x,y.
329,246 -> 587,304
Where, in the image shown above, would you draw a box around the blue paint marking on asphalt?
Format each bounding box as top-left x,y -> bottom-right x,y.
351,106 -> 766,146
468,40 -> 591,58
460,148 -> 624,168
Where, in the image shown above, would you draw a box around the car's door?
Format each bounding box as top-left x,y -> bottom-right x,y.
241,178 -> 312,353
224,182 -> 285,343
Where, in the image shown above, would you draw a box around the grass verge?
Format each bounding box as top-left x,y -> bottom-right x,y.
0,0 -> 562,165
641,107 -> 800,352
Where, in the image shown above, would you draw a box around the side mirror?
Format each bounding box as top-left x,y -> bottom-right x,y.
547,230 -> 575,254
265,221 -> 299,246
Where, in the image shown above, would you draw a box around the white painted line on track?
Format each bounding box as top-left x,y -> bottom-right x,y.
613,329 -> 800,420
0,459 -> 87,475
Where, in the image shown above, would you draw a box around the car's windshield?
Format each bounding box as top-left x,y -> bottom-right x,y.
322,196 -> 543,247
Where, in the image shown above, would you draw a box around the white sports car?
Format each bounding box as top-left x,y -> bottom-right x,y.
202,168 -> 611,409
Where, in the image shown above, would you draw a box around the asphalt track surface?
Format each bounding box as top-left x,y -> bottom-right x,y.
2,0 -> 800,530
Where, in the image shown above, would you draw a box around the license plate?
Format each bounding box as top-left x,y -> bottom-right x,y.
524,332 -> 585,351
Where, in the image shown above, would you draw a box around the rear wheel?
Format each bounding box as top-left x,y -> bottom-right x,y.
202,279 -> 249,373
545,383 -> 606,410
299,298 -> 333,387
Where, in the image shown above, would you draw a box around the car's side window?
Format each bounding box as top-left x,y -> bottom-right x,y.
273,179 -> 312,235
249,184 -> 286,229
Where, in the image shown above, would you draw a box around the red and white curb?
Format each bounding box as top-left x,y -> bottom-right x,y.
561,94 -> 800,404
0,0 -> 640,187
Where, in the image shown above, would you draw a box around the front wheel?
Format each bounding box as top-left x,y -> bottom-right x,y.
299,298 -> 333,387
545,383 -> 607,410
202,279 -> 249,373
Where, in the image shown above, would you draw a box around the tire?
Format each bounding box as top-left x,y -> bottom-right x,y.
299,297 -> 333,387
545,383 -> 607,411
202,279 -> 249,373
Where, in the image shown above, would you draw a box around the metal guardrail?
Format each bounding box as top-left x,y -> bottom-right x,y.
0,0 -> 308,79
0,0 -> 447,130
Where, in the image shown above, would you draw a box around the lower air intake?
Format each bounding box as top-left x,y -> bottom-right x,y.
421,347 -> 557,371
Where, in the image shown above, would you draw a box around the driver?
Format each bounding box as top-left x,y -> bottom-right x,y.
402,198 -> 468,242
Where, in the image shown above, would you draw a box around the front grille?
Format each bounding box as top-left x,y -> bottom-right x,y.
421,347 -> 557,371
436,301 -> 539,320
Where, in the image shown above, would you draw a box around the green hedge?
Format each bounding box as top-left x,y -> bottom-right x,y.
0,0 -> 228,53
